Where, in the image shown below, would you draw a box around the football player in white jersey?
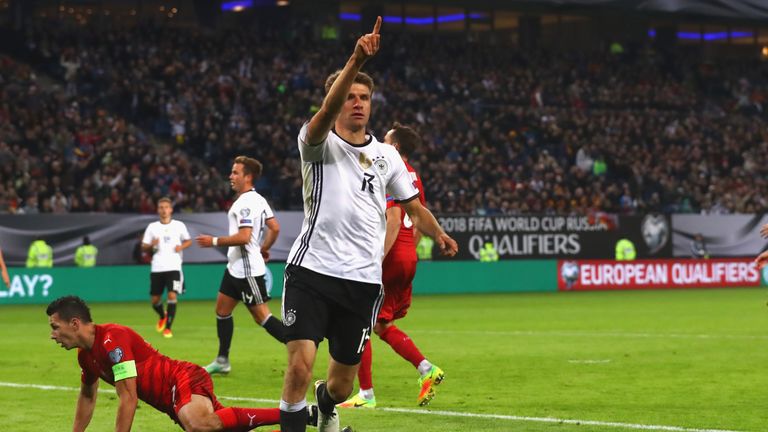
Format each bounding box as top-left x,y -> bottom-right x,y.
196,156 -> 283,375
278,17 -> 458,432
141,197 -> 192,338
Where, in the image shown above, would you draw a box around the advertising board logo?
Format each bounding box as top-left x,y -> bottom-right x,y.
560,261 -> 579,290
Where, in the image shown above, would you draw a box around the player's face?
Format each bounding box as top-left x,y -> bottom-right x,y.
49,313 -> 78,350
229,163 -> 252,193
338,83 -> 372,132
157,201 -> 172,219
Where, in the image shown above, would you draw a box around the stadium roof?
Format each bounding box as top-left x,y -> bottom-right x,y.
502,0 -> 768,21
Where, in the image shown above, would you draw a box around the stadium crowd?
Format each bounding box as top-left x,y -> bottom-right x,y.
2,19 -> 767,215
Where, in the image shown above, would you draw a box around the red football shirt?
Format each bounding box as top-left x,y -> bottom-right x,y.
77,324 -> 196,415
385,160 -> 425,261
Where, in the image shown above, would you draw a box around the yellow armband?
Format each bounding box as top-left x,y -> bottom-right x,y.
112,360 -> 137,381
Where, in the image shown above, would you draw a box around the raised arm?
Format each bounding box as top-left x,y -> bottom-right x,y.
72,380 -> 99,432
401,200 -> 457,257
305,16 -> 381,145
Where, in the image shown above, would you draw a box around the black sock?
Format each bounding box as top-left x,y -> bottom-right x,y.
262,315 -> 286,343
152,302 -> 164,318
166,302 -> 177,330
316,381 -> 342,415
216,314 -> 234,359
280,407 -> 308,432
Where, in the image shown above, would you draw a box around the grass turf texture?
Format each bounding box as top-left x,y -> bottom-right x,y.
0,288 -> 765,431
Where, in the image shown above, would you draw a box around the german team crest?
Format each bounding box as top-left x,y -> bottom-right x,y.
108,347 -> 124,364
284,309 -> 297,327
373,157 -> 389,175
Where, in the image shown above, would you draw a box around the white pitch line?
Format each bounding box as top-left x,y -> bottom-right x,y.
0,381 -> 745,432
410,329 -> 768,341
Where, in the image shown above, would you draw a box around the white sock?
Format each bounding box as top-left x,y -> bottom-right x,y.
280,398 -> 307,412
359,388 -> 375,400
417,359 -> 433,376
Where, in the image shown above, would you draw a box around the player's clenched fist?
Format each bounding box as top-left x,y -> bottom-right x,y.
353,16 -> 381,64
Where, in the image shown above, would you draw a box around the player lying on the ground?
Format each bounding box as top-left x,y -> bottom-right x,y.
47,295 -> 317,431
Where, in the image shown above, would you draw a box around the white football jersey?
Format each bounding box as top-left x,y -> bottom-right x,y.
226,189 -> 274,278
287,124 -> 420,284
142,220 -> 191,273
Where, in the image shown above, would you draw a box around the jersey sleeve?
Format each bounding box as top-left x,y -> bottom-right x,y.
101,328 -> 137,382
298,122 -> 326,162
386,155 -> 420,203
179,222 -> 191,241
234,198 -> 255,228
262,197 -> 275,220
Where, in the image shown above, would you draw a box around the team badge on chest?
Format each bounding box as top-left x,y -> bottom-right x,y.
373,156 -> 389,175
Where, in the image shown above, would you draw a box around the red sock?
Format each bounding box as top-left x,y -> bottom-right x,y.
215,407 -> 281,431
379,325 -> 425,368
357,339 -> 373,390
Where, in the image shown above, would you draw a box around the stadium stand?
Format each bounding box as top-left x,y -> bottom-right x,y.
2,16 -> 768,215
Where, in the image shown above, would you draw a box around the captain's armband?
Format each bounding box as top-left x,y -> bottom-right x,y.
112,360 -> 137,381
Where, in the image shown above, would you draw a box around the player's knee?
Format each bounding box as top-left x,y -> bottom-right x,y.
181,415 -> 217,432
286,360 -> 313,388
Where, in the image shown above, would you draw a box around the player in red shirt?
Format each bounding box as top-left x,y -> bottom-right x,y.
47,295 -> 317,431
340,123 -> 444,409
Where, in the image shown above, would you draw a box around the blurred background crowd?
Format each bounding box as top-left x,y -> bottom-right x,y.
1,1 -> 767,216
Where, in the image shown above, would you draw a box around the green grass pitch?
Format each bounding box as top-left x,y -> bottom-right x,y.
1,288 -> 766,431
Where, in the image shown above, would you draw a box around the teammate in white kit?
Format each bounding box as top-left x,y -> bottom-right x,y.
141,197 -> 192,338
196,156 -> 283,375
278,17 -> 458,432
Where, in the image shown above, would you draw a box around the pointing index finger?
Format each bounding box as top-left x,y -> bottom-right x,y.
372,16 -> 381,34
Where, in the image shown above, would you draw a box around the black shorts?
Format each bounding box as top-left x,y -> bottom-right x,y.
150,271 -> 183,296
219,269 -> 270,306
282,265 -> 383,365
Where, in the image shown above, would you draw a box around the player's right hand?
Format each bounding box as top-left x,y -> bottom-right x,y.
760,223 -> 768,238
353,16 -> 381,65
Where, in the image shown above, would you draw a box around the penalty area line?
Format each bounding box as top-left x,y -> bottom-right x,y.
0,381 -> 745,432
